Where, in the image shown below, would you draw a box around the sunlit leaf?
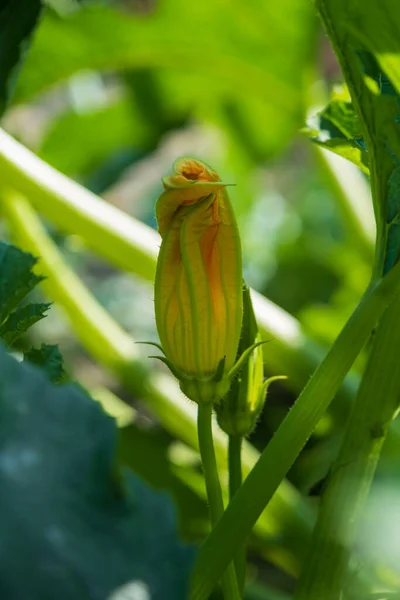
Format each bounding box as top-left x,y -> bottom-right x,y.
38,99 -> 149,176
306,86 -> 369,174
15,1 -> 315,161
316,0 -> 400,275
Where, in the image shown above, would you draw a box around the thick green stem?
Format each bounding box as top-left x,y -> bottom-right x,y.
228,435 -> 243,499
228,435 -> 246,593
294,293 -> 400,600
197,403 -> 241,600
189,262 -> 400,600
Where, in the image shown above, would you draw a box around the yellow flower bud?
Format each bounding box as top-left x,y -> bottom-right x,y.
154,157 -> 243,403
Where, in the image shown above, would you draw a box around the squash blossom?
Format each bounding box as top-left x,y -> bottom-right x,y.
154,157 -> 243,404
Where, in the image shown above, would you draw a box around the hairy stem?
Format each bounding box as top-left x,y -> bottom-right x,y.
228,435 -> 246,593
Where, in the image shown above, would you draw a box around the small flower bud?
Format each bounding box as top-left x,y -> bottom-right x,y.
216,284 -> 286,436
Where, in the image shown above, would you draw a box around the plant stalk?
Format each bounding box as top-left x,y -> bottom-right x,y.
294,292 -> 400,600
228,435 -> 246,593
228,435 -> 243,500
197,403 -> 241,600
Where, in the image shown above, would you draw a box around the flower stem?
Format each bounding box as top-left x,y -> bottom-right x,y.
228,435 -> 246,594
197,403 -> 241,600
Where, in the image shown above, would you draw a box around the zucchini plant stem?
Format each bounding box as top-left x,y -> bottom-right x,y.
294,291 -> 400,600
197,403 -> 241,600
228,435 -> 243,500
228,435 -> 246,594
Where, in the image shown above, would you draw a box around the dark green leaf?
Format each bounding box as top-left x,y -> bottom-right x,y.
0,0 -> 42,114
24,343 -> 65,383
0,302 -> 51,345
0,242 -> 43,324
0,343 -> 194,600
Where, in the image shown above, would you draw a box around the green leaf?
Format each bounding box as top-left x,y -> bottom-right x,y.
38,99 -> 150,176
14,1 -> 315,160
0,0 -> 42,114
306,87 -> 369,174
334,0 -> 400,275
316,0 -> 400,276
24,343 -> 65,383
0,302 -> 51,345
0,343 -> 193,599
0,241 -> 43,324
339,0 -> 400,98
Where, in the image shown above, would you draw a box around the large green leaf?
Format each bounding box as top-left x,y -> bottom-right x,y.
14,1 -> 315,159
0,343 -> 193,600
38,99 -> 150,176
316,0 -> 400,276
0,0 -> 42,114
340,0 -> 400,97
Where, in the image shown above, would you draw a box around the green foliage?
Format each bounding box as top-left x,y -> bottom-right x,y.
0,342 -> 193,600
0,241 -> 65,380
24,343 -> 65,383
0,241 -> 44,323
0,0 -> 42,114
3,1 -> 400,599
38,99 -> 149,177
306,86 -> 369,174
14,0 -> 315,192
0,302 -> 50,346
316,0 -> 400,276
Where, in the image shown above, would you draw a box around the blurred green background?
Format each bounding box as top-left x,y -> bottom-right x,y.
3,0 -> 398,599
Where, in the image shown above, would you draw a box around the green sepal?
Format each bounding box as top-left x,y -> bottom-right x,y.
136,341 -> 166,354
227,341 -> 267,380
147,355 -> 183,380
259,375 -> 288,403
